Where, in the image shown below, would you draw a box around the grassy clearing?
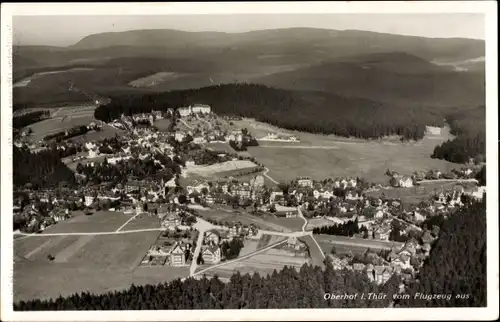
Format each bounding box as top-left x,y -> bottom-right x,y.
13,230 -> 188,303
42,211 -> 134,234
68,125 -> 124,143
205,142 -> 237,154
154,118 -> 172,132
306,218 -> 334,231
314,234 -> 404,256
120,214 -> 161,231
238,234 -> 285,257
26,115 -> 95,142
241,121 -> 457,185
196,207 -> 289,232
66,231 -> 160,269
129,72 -> 188,88
248,141 -> 456,186
204,247 -> 308,280
259,215 -> 304,232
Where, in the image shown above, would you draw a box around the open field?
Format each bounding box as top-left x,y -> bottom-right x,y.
247,127 -> 457,185
196,207 -> 290,232
129,72 -> 189,88
25,115 -> 95,142
205,142 -> 237,154
365,181 -> 476,204
183,160 -> 259,182
154,118 -> 172,132
306,218 -> 335,231
14,231 -> 189,302
230,118 -> 458,185
119,214 -> 161,231
14,68 -> 97,88
41,211 -> 134,234
240,234 -> 286,257
203,247 -> 309,279
68,124 -> 125,143
260,215 -> 305,232
314,234 -> 404,256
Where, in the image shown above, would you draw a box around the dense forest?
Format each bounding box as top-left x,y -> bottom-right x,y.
75,157 -> 179,186
13,146 -> 76,189
312,219 -> 362,237
13,110 -> 50,129
431,105 -> 486,163
15,263 -> 399,310
398,199 -> 487,307
94,84 -> 444,141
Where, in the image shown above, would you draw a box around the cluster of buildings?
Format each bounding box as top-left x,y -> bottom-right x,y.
185,175 -> 266,205
329,237 -> 435,285
200,225 -> 258,264
177,104 -> 212,117
259,132 -> 299,142
141,239 -> 193,267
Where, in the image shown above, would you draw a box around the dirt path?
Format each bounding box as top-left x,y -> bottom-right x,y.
115,212 -> 142,232
263,167 -> 280,185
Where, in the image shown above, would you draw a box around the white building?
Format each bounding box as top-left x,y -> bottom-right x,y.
399,176 -> 414,188
84,195 -> 95,207
178,107 -> 192,117
191,104 -> 211,114
175,132 -> 186,142
297,177 -> 313,188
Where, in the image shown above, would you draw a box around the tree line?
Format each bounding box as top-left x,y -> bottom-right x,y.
431,105 -> 485,164
15,262 -> 399,310
312,219 -> 361,237
94,84 -> 445,141
13,110 -> 50,129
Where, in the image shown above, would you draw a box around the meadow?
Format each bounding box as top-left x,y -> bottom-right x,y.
13,230 -> 191,303
247,125 -> 457,185
119,214 -> 161,231
41,211 -> 134,234
25,115 -> 95,142
201,247 -> 308,280
195,208 -> 290,232
313,234 -> 404,256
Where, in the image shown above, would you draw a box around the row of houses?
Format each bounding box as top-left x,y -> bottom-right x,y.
295,176 -> 359,190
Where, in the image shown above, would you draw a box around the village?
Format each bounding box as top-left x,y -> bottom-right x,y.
13,104 -> 486,288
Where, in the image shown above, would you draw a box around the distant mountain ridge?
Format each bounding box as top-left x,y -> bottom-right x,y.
69,28 -> 484,61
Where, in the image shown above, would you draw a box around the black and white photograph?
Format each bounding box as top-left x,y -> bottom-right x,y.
1,2 -> 498,321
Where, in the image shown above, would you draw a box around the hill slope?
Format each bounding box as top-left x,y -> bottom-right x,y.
255,52 -> 485,108
71,28 -> 484,62
14,28 -> 485,73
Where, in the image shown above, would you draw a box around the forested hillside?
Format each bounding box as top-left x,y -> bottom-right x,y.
14,264 -> 399,310
432,105 -> 486,163
13,146 -> 76,189
256,55 -> 485,108
398,199 -> 487,307
95,83 -> 443,141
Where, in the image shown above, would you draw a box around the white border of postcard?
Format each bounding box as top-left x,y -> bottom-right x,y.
1,1 -> 498,321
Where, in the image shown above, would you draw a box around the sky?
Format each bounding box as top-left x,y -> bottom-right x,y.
13,14 -> 485,47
